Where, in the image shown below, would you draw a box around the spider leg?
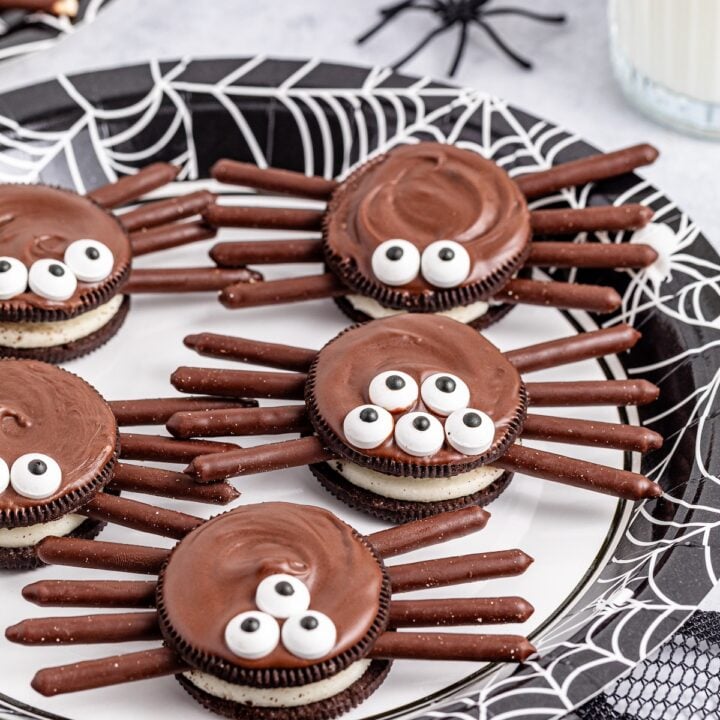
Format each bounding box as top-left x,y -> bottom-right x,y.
171,366 -> 307,400
119,190 -> 215,232
22,580 -> 157,609
204,203 -> 324,231
388,597 -> 534,626
494,277 -> 621,313
123,266 -> 261,294
527,242 -> 657,269
220,273 -> 347,310
183,332 -> 318,372
356,0 -> 424,44
186,437 -> 336,484
87,163 -> 180,210
497,444 -> 660,500
30,648 -> 186,696
526,380 -> 659,407
530,204 -> 652,234
130,220 -> 217,257
109,396 -> 257,426
482,7 -> 566,24
472,17 -> 532,69
448,20 -> 469,76
117,433 -> 238,463
167,405 -> 311,440
109,463 -> 239,505
211,238 -> 324,266
369,632 -> 535,662
7,612 -> 161,645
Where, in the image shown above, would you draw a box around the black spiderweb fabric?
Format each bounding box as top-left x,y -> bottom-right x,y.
568,611 -> 720,720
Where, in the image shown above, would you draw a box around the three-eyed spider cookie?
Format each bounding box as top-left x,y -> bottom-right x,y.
204,142 -> 659,328
8,502 -> 534,719
167,314 -> 663,522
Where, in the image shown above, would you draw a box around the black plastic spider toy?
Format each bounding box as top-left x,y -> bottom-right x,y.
358,0 -> 566,76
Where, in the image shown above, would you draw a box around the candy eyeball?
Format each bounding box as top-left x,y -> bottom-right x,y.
64,240 -> 114,283
394,412 -> 444,457
421,373 -> 470,416
255,574 -> 311,619
421,240 -> 471,289
368,370 -> 418,412
28,259 -> 77,301
10,454 -> 62,499
0,458 -> 8,494
0,257 -> 28,300
224,611 -> 280,659
371,239 -> 421,286
282,610 -> 337,660
343,405 -> 394,449
445,409 -> 495,456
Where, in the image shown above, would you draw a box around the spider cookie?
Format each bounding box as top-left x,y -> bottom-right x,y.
168,315 -> 663,522
0,359 -> 248,569
8,502 -> 535,720
205,141 -> 659,328
0,166 -> 259,363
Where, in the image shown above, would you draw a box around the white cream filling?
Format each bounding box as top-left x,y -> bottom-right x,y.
0,513 -> 86,549
0,295 -> 125,349
184,659 -> 372,708
345,294 -> 490,323
331,459 -> 504,502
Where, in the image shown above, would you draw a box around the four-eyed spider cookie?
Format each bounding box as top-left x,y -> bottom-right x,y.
204,142 -> 659,327
0,167 -> 259,363
168,314 -> 663,522
0,358 -> 248,569
8,502 -> 534,719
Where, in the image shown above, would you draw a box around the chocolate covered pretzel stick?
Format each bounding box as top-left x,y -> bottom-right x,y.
88,164 -> 180,209
22,580 -> 158,609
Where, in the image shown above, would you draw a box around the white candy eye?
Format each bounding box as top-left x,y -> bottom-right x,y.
343,404 -> 394,449
421,240 -> 471,288
10,454 -> 62,499
371,239 -> 421,286
369,370 -> 418,412
0,257 -> 28,300
28,259 -> 77,301
224,611 -> 280,659
255,574 -> 311,619
445,408 -> 495,456
64,240 -> 114,283
421,373 -> 470,416
394,412 -> 444,457
0,458 -> 8,493
282,611 -> 337,660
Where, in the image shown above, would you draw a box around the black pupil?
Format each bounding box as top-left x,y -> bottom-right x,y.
0,260 -> 10,273
413,416 -> 431,431
463,412 -> 482,428
300,616 -> 319,631
386,375 -> 405,391
439,247 -> 455,261
85,247 -> 101,260
275,581 -> 295,596
28,460 -> 47,476
359,408 -> 378,423
435,376 -> 456,394
48,264 -> 65,277
386,246 -> 403,261
241,617 -> 260,633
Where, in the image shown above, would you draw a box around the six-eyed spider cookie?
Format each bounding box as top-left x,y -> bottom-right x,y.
7,502 -> 535,720
0,358 -> 249,569
0,165 -> 259,363
167,314 -> 663,522
204,142 -> 659,327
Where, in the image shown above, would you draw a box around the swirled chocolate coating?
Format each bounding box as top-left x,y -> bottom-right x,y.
309,314 -> 525,471
324,143 -> 531,308
159,503 -> 385,670
0,360 -> 117,519
0,185 -> 131,320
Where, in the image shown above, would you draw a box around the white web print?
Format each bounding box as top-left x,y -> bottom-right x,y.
0,57 -> 718,720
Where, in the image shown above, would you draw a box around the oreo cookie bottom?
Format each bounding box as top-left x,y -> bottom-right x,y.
177,659 -> 392,720
0,294 -> 130,364
332,296 -> 517,331
0,517 -> 107,571
310,461 -> 514,523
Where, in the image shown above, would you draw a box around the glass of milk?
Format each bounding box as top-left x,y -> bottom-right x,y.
609,0 -> 720,138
